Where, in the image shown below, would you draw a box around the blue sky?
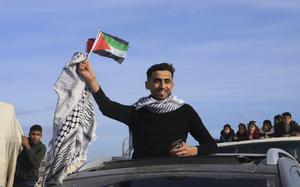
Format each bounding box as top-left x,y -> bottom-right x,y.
1,0 -> 300,160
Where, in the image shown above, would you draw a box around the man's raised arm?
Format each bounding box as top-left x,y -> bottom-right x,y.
77,60 -> 100,93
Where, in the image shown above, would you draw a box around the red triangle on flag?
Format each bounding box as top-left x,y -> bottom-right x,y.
93,34 -> 111,51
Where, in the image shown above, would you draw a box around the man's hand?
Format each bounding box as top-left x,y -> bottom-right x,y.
77,60 -> 99,93
170,142 -> 198,157
21,136 -> 30,150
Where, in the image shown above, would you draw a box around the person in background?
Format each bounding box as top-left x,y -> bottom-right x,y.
273,114 -> 283,127
0,101 -> 24,187
274,112 -> 300,137
14,124 -> 46,187
219,124 -> 235,142
259,120 -> 274,139
247,121 -> 260,140
234,123 -> 248,141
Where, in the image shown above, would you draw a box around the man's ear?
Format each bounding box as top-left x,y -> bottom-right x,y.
145,81 -> 149,90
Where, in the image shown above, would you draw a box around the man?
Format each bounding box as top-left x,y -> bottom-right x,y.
78,61 -> 217,159
14,125 -> 46,187
274,112 -> 300,137
0,101 -> 23,187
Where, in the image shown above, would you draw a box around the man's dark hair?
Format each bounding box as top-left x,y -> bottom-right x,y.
247,120 -> 257,128
282,112 -> 292,118
146,63 -> 175,79
248,120 -> 256,125
263,120 -> 272,127
274,114 -> 282,120
223,124 -> 231,129
30,124 -> 42,133
238,123 -> 246,129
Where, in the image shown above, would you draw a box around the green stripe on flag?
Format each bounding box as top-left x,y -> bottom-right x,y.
103,33 -> 129,51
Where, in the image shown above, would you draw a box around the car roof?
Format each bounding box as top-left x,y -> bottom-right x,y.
63,155 -> 280,187
59,149 -> 300,187
77,155 -> 269,173
216,137 -> 300,163
217,137 -> 300,147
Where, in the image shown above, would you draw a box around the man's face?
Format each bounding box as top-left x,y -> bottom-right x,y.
238,126 -> 245,133
249,125 -> 256,132
224,127 -> 230,134
29,130 -> 42,144
146,70 -> 174,100
283,115 -> 292,125
263,124 -> 271,131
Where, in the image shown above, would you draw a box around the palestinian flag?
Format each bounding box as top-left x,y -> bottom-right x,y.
87,31 -> 129,64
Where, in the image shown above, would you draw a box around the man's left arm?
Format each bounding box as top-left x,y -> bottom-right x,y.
170,105 -> 217,157
187,106 -> 217,155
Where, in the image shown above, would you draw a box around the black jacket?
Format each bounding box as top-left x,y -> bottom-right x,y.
219,129 -> 235,142
14,141 -> 46,181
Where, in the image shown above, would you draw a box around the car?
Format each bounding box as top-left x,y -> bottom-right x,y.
53,148 -> 300,187
217,137 -> 300,162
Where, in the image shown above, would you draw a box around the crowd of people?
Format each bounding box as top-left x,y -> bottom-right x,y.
218,112 -> 300,142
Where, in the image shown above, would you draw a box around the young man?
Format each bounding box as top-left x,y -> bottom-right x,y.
219,124 -> 235,142
14,124 -> 46,187
78,61 -> 217,159
274,112 -> 300,137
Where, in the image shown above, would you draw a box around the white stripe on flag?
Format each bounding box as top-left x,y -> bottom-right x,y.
106,47 -> 127,58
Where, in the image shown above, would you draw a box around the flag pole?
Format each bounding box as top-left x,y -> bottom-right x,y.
87,30 -> 102,60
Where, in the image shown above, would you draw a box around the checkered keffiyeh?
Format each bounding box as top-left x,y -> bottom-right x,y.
43,52 -> 96,186
134,95 -> 184,113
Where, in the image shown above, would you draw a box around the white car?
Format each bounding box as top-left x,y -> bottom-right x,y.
53,146 -> 300,187
217,137 -> 300,162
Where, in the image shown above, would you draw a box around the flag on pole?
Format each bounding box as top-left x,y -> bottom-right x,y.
87,31 -> 129,64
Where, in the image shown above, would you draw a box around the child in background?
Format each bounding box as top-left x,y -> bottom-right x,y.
234,123 -> 248,141
219,124 -> 235,142
259,120 -> 274,138
247,121 -> 260,140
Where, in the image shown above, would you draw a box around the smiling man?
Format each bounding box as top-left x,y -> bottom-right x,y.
78,61 -> 217,159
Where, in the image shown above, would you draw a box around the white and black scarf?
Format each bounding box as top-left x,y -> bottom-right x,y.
43,52 -> 96,186
134,95 -> 184,113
